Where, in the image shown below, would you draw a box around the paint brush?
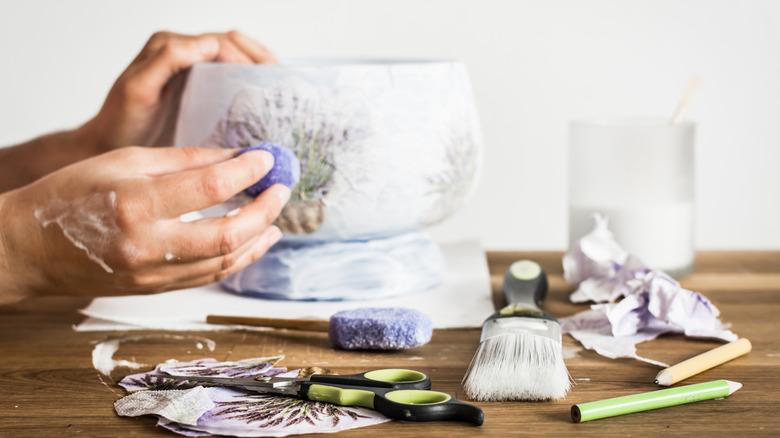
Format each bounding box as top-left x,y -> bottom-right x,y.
462,259 -> 571,401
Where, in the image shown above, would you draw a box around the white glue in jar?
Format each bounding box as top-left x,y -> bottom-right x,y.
568,117 -> 695,278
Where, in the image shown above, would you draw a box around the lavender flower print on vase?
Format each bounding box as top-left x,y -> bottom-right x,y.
423,109 -> 482,226
200,77 -> 370,235
174,61 -> 483,300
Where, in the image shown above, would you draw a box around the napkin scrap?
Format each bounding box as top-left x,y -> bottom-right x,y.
116,356 -> 388,437
560,214 -> 737,366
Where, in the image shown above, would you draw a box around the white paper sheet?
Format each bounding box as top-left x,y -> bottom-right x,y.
75,240 -> 493,331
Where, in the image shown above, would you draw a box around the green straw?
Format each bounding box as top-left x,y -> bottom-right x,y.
571,380 -> 742,423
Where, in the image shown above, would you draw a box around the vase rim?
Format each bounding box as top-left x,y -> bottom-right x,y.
196,58 -> 462,69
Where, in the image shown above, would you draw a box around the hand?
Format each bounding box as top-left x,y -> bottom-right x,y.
0,146 -> 290,305
0,31 -> 277,193
84,30 -> 278,151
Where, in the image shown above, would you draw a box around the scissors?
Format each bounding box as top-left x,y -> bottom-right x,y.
154,368 -> 484,425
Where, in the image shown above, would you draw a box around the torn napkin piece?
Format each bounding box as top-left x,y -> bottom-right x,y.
560,309 -> 669,366
115,386 -> 216,426
115,356 -> 388,437
561,214 -> 737,366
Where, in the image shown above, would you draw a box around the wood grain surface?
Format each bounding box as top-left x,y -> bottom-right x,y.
1,251 -> 778,436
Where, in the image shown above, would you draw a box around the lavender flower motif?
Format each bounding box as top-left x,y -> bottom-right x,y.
212,394 -> 371,428
203,78 -> 370,234
122,373 -> 203,392
158,356 -> 284,378
119,357 -> 285,392
116,356 -> 390,437
423,109 -> 481,226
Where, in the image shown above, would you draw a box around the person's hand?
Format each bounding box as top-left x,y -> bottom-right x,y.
84,31 -> 278,152
0,31 -> 277,193
0,146 -> 289,305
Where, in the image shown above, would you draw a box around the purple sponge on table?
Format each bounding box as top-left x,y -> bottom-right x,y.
237,141 -> 301,197
328,307 -> 433,350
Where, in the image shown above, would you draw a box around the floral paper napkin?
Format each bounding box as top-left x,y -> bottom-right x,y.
116,356 -> 389,437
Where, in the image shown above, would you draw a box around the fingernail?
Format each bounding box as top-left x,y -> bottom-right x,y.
260,150 -> 275,171
238,149 -> 274,169
198,36 -> 219,56
277,185 -> 291,205
223,147 -> 241,157
267,226 -> 283,246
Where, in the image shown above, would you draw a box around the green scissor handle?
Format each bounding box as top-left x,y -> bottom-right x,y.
302,369 -> 484,425
309,368 -> 432,390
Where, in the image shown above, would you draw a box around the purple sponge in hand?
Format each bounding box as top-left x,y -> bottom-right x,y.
237,141 -> 301,197
328,307 -> 433,350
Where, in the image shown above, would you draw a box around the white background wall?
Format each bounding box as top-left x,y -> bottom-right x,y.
1,0 -> 778,251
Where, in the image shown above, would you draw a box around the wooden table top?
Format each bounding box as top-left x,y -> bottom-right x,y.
2,251 -> 779,437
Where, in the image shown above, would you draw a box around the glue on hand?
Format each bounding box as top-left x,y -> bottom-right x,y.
35,191 -> 123,274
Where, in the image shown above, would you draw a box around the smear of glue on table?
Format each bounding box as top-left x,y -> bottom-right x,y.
91,335 -> 216,376
92,339 -> 145,376
560,214 -> 737,366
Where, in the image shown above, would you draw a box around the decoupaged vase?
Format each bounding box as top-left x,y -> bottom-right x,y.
175,60 -> 483,300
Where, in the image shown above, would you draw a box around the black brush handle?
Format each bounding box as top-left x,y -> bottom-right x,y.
502,260 -> 548,308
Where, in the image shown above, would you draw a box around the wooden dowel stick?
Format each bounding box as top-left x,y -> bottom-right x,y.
669,75 -> 701,125
206,315 -> 330,332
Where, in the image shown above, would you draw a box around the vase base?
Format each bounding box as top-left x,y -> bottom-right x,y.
220,230 -> 445,301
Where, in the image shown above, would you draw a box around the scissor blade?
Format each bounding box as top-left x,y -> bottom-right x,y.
150,373 -> 300,395
153,373 -> 258,386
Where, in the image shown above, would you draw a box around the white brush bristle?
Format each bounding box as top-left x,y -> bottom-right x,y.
462,334 -> 572,401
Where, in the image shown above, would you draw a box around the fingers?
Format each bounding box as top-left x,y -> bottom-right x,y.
125,35 -> 219,106
211,33 -> 253,64
224,30 -> 279,64
194,227 -> 281,285
130,224 -> 281,292
115,30 -> 277,115
145,149 -> 276,217
100,149 -> 286,279
160,183 -> 290,260
104,146 -> 240,177
126,224 -> 282,294
161,225 -> 282,289
130,31 -> 188,66
106,182 -> 288,292
86,183 -> 288,294
132,30 -> 277,68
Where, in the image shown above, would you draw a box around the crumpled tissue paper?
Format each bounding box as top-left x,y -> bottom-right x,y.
560,214 -> 737,366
